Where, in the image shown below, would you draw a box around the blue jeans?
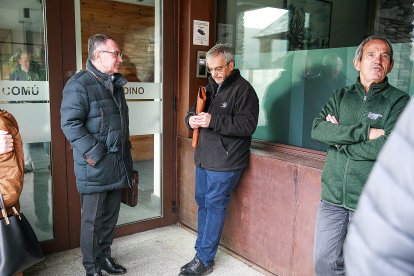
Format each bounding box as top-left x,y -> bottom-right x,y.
194,166 -> 243,266
314,200 -> 354,276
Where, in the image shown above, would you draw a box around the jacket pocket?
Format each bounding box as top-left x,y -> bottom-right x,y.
86,151 -> 121,185
203,130 -> 228,159
220,137 -> 229,156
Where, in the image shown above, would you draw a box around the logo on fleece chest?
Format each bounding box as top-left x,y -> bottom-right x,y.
367,112 -> 383,120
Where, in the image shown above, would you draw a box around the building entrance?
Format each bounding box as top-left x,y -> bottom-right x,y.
0,0 -> 176,253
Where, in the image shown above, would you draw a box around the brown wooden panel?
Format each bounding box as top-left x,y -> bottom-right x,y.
176,0 -> 214,139
222,154 -> 297,276
41,0 -> 71,253
177,137 -> 197,229
292,165 -> 321,276
80,0 -> 155,82
130,135 -> 154,161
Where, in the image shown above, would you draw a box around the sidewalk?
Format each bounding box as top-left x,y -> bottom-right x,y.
27,224 -> 266,276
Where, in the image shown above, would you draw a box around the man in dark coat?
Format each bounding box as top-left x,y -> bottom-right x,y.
180,44 -> 259,275
61,34 -> 133,276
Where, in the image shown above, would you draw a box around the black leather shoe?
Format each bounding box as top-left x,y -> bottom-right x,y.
179,256 -> 213,275
180,256 -> 197,272
180,256 -> 215,272
101,257 -> 127,275
86,272 -> 102,276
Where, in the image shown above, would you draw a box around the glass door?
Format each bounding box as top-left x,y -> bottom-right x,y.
0,0 -> 53,242
0,0 -> 175,253
72,0 -> 174,235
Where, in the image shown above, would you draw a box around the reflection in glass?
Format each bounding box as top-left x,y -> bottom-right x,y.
218,0 -> 414,151
117,135 -> 162,224
20,142 -> 52,241
0,0 -> 52,241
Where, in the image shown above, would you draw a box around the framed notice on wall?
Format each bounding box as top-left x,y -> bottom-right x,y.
193,20 -> 209,46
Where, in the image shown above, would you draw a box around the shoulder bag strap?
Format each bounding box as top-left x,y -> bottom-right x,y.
0,190 -> 9,225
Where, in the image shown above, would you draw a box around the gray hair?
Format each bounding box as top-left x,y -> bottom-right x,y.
88,34 -> 116,60
206,44 -> 234,65
354,35 -> 393,62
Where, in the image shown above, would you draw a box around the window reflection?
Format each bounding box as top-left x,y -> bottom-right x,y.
0,0 -> 52,241
218,0 -> 414,150
8,50 -> 46,81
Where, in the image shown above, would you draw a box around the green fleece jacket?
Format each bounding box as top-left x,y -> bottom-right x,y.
311,77 -> 410,210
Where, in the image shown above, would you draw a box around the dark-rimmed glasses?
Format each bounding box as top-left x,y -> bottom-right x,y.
207,60 -> 233,73
100,50 -> 123,59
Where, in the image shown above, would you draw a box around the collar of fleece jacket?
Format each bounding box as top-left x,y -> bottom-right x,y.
208,68 -> 241,95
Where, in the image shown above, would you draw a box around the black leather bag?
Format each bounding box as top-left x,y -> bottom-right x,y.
121,170 -> 139,207
0,191 -> 45,276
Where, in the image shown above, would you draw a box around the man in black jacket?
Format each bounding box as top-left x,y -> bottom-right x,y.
180,44 -> 259,276
61,34 -> 133,276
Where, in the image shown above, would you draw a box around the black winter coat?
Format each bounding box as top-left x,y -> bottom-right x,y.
61,60 -> 133,194
185,69 -> 259,171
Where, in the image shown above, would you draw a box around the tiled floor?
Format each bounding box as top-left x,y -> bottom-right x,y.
19,145 -> 267,276
27,225 -> 266,276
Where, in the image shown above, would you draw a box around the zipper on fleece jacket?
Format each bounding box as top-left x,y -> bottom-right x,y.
342,91 -> 367,208
342,157 -> 350,207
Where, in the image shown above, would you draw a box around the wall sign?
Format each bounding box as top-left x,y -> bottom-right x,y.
193,20 -> 209,46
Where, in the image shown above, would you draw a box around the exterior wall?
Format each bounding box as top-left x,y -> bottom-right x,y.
176,0 -> 325,274
176,0 -> 215,139
177,137 -> 324,275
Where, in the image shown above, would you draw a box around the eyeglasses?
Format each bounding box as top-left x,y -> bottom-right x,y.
100,50 -> 123,59
207,60 -> 233,73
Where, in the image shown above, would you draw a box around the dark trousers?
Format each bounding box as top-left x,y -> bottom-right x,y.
80,189 -> 123,274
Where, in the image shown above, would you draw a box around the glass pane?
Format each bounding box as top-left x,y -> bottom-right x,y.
76,0 -> 163,224
217,0 -> 413,151
0,0 -> 53,241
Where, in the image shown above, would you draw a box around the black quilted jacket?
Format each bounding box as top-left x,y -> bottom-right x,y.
61,60 -> 133,194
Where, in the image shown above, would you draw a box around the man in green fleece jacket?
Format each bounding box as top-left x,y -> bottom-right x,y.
311,35 -> 410,276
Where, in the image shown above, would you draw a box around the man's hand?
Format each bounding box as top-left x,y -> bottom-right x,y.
0,130 -> 13,154
189,112 -> 212,128
326,114 -> 339,148
369,128 -> 385,140
326,114 -> 339,125
188,116 -> 199,129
